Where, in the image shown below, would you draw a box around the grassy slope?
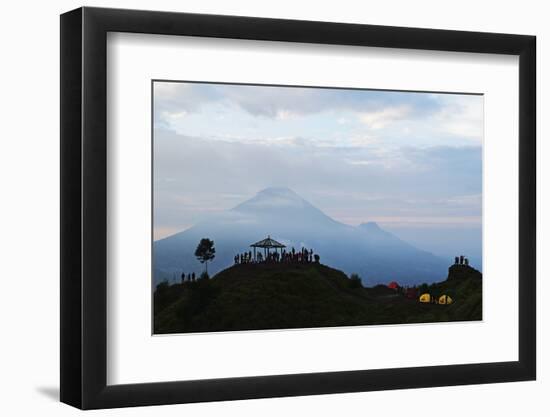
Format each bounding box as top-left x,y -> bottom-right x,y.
154,263 -> 482,334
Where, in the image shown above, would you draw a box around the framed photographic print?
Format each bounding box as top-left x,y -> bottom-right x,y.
60,7 -> 536,409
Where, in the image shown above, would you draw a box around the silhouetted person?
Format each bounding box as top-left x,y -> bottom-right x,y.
460,255 -> 464,265
455,256 -> 459,265
314,254 -> 320,263
181,272 -> 186,283
464,258 -> 469,266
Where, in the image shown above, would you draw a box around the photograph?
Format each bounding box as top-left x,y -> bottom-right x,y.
152,81 -> 483,334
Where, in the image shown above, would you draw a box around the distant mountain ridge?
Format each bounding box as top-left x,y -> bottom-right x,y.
154,187 -> 449,286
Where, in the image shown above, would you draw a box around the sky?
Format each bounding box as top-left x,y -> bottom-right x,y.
153,81 -> 483,259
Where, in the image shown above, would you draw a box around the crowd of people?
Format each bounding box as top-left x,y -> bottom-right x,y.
234,246 -> 320,265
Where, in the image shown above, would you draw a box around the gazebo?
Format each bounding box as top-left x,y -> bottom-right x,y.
250,235 -> 286,260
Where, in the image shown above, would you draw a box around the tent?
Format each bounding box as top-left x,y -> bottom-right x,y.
387,281 -> 399,290
438,294 -> 453,305
419,293 -> 431,303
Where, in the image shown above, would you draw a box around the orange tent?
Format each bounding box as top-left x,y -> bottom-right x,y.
387,281 -> 399,290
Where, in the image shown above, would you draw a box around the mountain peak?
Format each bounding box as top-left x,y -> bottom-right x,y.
256,187 -> 301,199
233,187 -> 311,211
229,187 -> 339,227
359,221 -> 382,231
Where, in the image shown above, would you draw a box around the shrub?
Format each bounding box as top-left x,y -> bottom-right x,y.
349,273 -> 363,288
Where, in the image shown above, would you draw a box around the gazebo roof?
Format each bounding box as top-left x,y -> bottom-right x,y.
250,235 -> 286,248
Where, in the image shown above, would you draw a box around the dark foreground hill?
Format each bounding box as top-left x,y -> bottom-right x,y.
154,262 -> 482,334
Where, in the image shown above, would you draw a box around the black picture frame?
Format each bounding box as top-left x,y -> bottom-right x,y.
60,6 -> 536,410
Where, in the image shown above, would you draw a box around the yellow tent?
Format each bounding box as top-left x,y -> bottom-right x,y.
438,294 -> 453,305
419,293 -> 431,303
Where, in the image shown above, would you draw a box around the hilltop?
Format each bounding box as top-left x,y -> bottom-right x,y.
154,261 -> 482,334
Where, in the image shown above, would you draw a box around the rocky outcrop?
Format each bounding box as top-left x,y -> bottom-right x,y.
447,264 -> 482,281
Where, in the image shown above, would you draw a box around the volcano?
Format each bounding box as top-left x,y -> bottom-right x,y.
153,187 -> 448,286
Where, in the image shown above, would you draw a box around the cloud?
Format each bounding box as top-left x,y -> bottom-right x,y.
154,82 -> 484,157
154,81 -> 441,122
429,94 -> 484,140
358,105 -> 412,129
154,129 -> 481,236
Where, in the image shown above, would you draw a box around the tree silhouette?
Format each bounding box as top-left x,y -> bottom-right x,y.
349,273 -> 362,289
194,238 -> 216,275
